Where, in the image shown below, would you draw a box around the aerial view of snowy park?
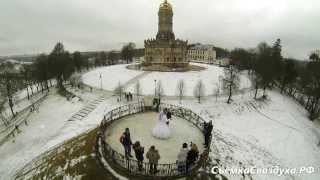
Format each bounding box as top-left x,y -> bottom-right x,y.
1,0 -> 320,180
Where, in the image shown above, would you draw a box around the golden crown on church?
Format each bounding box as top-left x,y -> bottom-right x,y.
159,0 -> 172,11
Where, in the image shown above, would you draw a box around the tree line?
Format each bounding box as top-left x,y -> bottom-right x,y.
0,42 -> 137,118
230,39 -> 320,120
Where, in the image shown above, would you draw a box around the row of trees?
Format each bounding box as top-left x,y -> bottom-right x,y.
0,42 -> 137,119
31,42 -> 136,90
230,39 -> 320,120
114,79 -> 219,104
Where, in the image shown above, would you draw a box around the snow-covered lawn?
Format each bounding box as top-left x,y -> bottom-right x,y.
82,63 -> 252,96
0,92 -> 84,179
165,90 -> 320,180
82,64 -> 144,91
0,88 -> 127,179
0,72 -> 319,180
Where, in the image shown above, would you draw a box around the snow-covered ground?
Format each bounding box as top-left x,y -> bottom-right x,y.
0,65 -> 319,179
105,112 -> 204,163
165,90 -> 320,180
0,92 -> 83,179
82,64 -> 144,92
82,63 -> 252,96
0,87 -> 127,179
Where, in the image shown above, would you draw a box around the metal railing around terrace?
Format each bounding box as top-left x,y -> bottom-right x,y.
96,101 -> 211,178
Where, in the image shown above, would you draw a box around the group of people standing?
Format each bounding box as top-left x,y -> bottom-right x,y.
177,142 -> 199,173
119,127 -> 201,174
120,128 -> 161,173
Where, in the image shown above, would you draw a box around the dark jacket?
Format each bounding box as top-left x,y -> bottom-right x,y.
166,111 -> 172,119
187,149 -> 199,164
120,132 -> 132,146
133,145 -> 144,161
204,122 -> 213,135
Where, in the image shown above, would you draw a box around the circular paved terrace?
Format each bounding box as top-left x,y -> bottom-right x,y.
104,111 -> 205,163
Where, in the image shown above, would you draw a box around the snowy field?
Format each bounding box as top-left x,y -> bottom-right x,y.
165,90 -> 320,180
0,89 -> 122,179
105,112 -> 204,163
0,72 -> 319,179
82,64 -> 144,91
82,63 -> 252,96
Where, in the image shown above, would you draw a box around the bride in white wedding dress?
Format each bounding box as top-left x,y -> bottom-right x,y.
152,108 -> 171,139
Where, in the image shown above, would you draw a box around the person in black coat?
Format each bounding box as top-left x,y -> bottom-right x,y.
204,121 -> 213,148
166,110 -> 172,120
120,128 -> 133,158
186,143 -> 199,171
133,141 -> 144,171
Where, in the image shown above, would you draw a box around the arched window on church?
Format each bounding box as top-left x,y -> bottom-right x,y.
174,57 -> 176,62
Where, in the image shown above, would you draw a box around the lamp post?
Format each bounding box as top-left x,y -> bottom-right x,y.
100,73 -> 102,90
154,79 -> 157,97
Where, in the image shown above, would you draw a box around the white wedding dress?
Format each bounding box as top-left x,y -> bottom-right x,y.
152,111 -> 171,139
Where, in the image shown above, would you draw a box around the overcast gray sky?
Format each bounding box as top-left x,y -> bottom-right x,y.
0,0 -> 319,59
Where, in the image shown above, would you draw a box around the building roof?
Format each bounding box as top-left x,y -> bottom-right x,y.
189,44 -> 215,51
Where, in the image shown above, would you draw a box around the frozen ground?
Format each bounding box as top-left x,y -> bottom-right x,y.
82,63 -> 252,96
165,90 -> 320,180
0,89 -> 124,179
82,64 -> 144,92
0,66 -> 319,179
105,112 -> 204,163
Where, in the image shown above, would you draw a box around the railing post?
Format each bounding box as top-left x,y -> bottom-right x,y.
97,103 -> 212,179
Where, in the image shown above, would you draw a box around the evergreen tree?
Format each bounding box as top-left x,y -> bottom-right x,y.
280,59 -> 298,94
48,42 -> 74,88
271,38 -> 284,84
73,51 -> 83,72
121,42 -> 136,63
255,42 -> 273,97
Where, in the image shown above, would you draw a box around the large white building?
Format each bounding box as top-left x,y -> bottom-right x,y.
187,44 -> 216,64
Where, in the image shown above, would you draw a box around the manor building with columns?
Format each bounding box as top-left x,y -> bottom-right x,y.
187,44 -> 217,64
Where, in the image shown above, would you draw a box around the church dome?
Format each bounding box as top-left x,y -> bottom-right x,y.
159,0 -> 172,12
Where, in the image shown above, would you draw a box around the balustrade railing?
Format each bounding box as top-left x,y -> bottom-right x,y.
97,101 -> 211,178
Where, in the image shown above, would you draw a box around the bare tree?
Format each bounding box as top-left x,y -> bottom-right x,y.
176,79 -> 185,104
114,81 -> 124,101
213,82 -> 220,102
193,80 -> 205,103
156,80 -> 164,101
135,81 -> 142,100
221,65 -> 240,104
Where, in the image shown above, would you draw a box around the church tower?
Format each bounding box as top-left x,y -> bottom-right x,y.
156,0 -> 175,41
144,0 -> 188,69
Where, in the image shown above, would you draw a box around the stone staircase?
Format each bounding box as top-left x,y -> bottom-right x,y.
68,95 -> 106,121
